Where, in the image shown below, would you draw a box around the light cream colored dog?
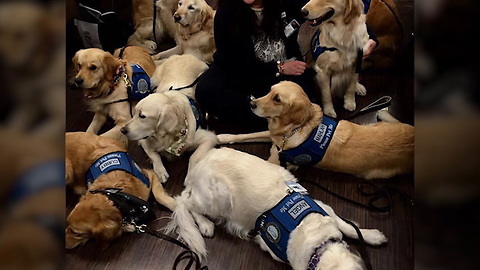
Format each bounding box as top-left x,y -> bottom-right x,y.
72,46 -> 156,143
152,0 -> 215,63
218,81 -> 414,179
150,54 -> 208,95
127,0 -> 178,54
168,147 -> 387,269
120,90 -> 217,183
301,0 -> 369,118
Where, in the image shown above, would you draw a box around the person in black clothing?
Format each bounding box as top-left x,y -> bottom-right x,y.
196,0 -> 317,131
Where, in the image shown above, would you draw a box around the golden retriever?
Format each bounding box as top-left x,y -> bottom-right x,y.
72,46 -> 156,144
120,90 -> 218,183
301,0 -> 369,118
218,81 -> 414,179
152,0 -> 216,63
127,0 -> 178,54
65,131 -> 175,249
167,147 -> 387,269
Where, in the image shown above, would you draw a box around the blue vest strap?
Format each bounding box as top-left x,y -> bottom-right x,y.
311,30 -> 338,61
86,152 -> 150,188
255,192 -> 329,262
187,97 -> 206,130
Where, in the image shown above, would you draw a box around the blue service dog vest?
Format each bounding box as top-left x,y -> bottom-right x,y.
311,29 -> 338,61
280,116 -> 338,166
129,64 -> 152,100
255,191 -> 329,262
187,96 -> 206,130
86,151 -> 150,188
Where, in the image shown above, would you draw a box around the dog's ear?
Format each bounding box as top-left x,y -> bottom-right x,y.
91,207 -> 122,241
72,52 -> 78,69
344,0 -> 363,24
103,52 -> 120,82
200,4 -> 213,25
156,103 -> 180,134
282,96 -> 313,127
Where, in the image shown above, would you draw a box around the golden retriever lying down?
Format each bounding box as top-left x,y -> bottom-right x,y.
72,46 -> 156,144
301,0 -> 369,118
65,132 -> 175,249
127,0 -> 178,54
120,90 -> 218,183
168,147 -> 387,269
150,54 -> 209,95
218,81 -> 414,179
152,0 -> 216,63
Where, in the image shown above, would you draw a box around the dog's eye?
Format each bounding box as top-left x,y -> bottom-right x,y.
139,113 -> 146,119
273,94 -> 281,103
178,2 -> 182,6
188,5 -> 195,10
77,64 -> 81,69
89,65 -> 97,71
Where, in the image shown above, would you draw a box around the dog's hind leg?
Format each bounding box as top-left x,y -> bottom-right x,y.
145,169 -> 176,211
191,212 -> 215,237
314,200 -> 388,246
189,130 -> 218,168
344,75 -> 359,111
217,131 -> 271,144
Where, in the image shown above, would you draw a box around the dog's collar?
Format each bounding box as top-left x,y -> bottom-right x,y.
307,239 -> 344,270
280,125 -> 303,151
165,117 -> 189,156
89,188 -> 155,232
180,27 -> 203,40
109,63 -> 127,93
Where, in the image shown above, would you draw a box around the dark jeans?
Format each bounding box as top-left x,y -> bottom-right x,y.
196,64 -> 317,132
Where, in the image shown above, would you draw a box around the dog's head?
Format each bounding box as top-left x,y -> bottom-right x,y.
251,81 -> 314,127
121,92 -> 185,141
301,0 -> 363,26
65,193 -> 122,249
72,48 -> 121,98
173,0 -> 213,28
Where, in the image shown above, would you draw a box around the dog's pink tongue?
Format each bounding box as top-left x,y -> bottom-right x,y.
308,19 -> 318,25
83,93 -> 93,99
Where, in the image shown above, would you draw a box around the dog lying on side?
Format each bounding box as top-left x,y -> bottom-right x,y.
72,46 -> 156,143
120,88 -> 217,183
65,132 -> 175,249
127,0 -> 178,54
218,81 -> 414,179
168,147 -> 387,269
301,0 -> 369,118
152,0 -> 216,63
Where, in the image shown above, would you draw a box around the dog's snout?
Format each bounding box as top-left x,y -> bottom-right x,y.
250,101 -> 257,109
74,77 -> 84,86
300,9 -> 309,18
120,127 -> 128,135
173,14 -> 181,22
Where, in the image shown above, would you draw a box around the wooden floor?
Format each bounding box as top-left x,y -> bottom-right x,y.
65,1 -> 414,269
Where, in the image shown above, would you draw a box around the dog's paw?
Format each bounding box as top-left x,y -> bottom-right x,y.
344,100 -> 356,111
323,105 -> 337,118
356,82 -> 367,96
361,229 -> 388,246
144,40 -> 157,53
154,168 -> 169,183
198,219 -> 215,238
217,134 -> 235,144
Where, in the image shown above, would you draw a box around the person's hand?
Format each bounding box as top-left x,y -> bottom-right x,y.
281,60 -> 307,76
363,39 -> 377,59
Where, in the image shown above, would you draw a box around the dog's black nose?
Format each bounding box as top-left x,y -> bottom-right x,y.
120,127 -> 128,135
250,101 -> 257,109
174,14 -> 181,22
74,77 -> 84,86
300,9 -> 309,18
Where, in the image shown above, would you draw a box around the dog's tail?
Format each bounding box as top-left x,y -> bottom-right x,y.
165,192 -> 208,261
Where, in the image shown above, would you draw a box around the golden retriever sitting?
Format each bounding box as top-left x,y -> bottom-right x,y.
152,0 -> 216,63
218,81 -> 414,179
301,0 -> 369,118
120,90 -> 218,183
72,46 -> 156,143
127,0 -> 178,54
65,132 -> 175,249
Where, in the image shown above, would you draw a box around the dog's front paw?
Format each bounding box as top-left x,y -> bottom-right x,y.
344,100 -> 356,111
217,134 -> 235,144
323,105 -> 337,118
144,40 -> 157,54
154,167 -> 169,183
362,229 -> 388,246
356,82 -> 367,96
198,219 -> 215,238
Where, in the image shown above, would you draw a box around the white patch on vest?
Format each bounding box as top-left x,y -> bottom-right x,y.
99,158 -> 120,171
137,79 -> 148,93
288,200 -> 311,219
266,223 -> 280,242
314,124 -> 327,143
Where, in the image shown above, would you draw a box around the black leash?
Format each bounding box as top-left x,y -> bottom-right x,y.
342,95 -> 392,121
338,216 -> 373,270
168,74 -> 203,91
